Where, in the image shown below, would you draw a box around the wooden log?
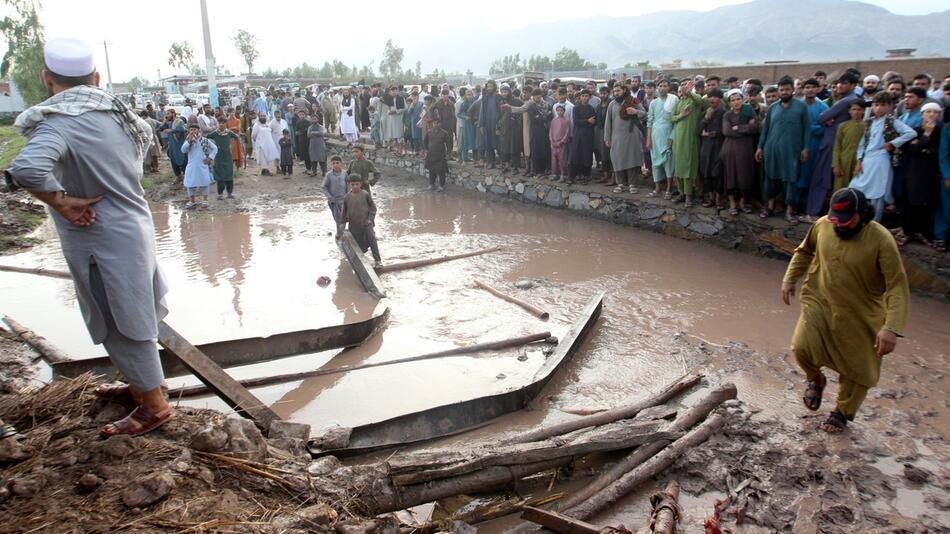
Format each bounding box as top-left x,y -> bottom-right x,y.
168,331 -> 552,398
2,315 -> 71,364
391,458 -> 572,513
505,373 -> 703,445
0,264 -> 71,279
552,383 -> 736,514
340,231 -> 387,299
389,421 -> 678,486
566,412 -> 726,520
759,232 -> 797,255
645,481 -> 680,534
407,493 -> 566,534
520,507 -> 603,534
375,246 -> 503,274
474,279 -> 550,320
157,322 -> 280,431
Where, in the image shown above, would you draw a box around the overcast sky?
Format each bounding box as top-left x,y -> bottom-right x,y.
3,0 -> 948,82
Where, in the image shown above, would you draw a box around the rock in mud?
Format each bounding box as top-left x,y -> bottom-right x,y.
307,456 -> 343,477
191,424 -> 229,453
96,434 -> 137,459
223,417 -> 267,461
10,473 -> 46,496
121,471 -> 175,508
311,426 -> 352,451
269,420 -> 311,441
0,436 -> 31,462
903,463 -> 931,484
76,473 -> 103,492
335,515 -> 399,534
514,279 -> 535,290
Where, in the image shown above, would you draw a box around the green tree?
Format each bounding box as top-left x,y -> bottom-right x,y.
378,39 -> 404,80
0,0 -> 46,105
331,60 -> 349,79
552,47 -> 587,70
168,41 -> 194,72
526,54 -> 552,72
489,54 -> 523,75
414,60 -> 422,78
232,29 -> 259,74
126,75 -> 148,93
319,61 -> 334,78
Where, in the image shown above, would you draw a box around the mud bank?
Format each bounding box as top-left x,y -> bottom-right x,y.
335,141 -> 950,299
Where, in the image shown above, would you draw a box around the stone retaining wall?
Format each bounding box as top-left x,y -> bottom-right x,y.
328,140 -> 950,298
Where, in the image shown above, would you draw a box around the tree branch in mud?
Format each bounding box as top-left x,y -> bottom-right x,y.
374,247 -> 503,274
551,383 -> 736,517
504,373 -> 703,445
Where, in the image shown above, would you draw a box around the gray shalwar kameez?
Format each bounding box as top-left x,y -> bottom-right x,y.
9,110 -> 168,391
604,99 -> 646,173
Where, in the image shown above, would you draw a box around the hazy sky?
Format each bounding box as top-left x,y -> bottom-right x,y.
3,0 -> 948,82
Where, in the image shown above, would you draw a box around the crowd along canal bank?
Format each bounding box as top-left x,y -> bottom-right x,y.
330,140 -> 950,299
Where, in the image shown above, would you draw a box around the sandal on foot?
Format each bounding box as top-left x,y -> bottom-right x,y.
741,206 -> 753,214
759,209 -> 773,219
94,383 -> 138,410
803,376 -> 826,411
646,190 -> 660,198
701,201 -> 714,208
933,239 -> 947,252
729,208 -> 739,216
820,411 -> 848,434
663,192 -> 673,200
100,406 -> 174,438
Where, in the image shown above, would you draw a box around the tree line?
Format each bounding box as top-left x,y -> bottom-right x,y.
489,48 -> 608,76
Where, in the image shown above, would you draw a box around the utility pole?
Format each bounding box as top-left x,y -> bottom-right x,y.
199,0 -> 218,108
102,40 -> 114,94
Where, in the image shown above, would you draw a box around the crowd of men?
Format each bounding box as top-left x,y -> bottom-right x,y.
138,67 -> 950,251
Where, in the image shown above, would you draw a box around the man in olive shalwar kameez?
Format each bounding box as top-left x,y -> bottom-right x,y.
781,188 -> 909,433
7,38 -> 173,438
671,80 -> 702,206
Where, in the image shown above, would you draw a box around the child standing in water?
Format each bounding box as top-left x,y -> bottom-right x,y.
340,174 -> 382,268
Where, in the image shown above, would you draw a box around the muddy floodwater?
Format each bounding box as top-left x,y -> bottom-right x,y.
2,177 -> 949,530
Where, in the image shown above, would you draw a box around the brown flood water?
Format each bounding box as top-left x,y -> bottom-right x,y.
2,183 -> 949,529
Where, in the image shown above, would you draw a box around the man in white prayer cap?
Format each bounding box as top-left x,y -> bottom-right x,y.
863,75 -> 881,96
6,38 -> 174,437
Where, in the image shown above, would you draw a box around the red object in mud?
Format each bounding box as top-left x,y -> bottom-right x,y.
704,498 -> 729,534
316,276 -> 331,287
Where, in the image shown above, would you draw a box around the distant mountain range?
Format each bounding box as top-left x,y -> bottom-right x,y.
400,0 -> 950,73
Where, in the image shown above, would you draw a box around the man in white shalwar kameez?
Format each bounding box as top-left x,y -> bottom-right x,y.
252,112 -> 280,175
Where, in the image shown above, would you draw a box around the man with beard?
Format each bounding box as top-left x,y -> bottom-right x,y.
359,86 -> 372,132
802,73 -> 860,219
570,90 -> 597,182
594,86 -> 613,184
339,88 -> 359,144
514,88 -> 551,178
781,187 -> 909,433
604,84 -> 647,194
796,79 -> 829,222
292,110 -> 312,172
497,84 -> 523,174
8,38 -> 173,437
863,75 -> 881,97
757,76 -> 811,224
477,80 -> 501,168
380,85 -> 407,155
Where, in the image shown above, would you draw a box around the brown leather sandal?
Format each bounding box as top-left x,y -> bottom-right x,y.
100,406 -> 173,438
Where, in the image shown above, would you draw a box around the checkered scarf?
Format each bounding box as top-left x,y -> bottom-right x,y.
14,85 -> 153,158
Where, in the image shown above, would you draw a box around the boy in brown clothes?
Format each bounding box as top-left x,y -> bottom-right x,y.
340,174 -> 382,267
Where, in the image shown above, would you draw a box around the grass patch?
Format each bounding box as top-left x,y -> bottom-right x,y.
15,209 -> 45,228
141,169 -> 176,191
0,125 -> 26,170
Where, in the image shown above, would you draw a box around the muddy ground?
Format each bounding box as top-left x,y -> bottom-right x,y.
1,149 -> 948,533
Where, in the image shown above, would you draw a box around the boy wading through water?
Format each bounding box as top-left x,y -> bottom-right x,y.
340,174 -> 383,268
322,155 -> 347,239
781,188 -> 909,433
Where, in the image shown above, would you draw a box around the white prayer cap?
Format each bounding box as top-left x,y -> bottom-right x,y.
725,88 -> 743,100
921,102 -> 942,113
500,83 -> 511,90
864,74 -> 880,83
44,38 -> 95,77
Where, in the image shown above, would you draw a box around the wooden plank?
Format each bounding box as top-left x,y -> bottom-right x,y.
309,292 -> 604,457
157,322 -> 280,430
375,247 -> 503,274
520,507 -> 603,534
52,302 -> 390,379
2,315 -> 71,363
340,231 -> 387,299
